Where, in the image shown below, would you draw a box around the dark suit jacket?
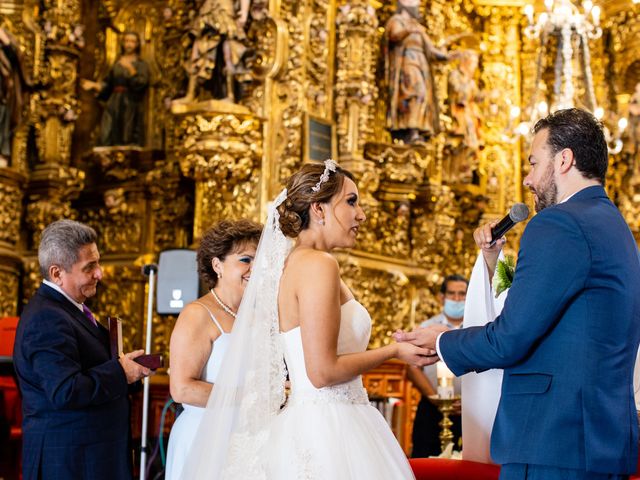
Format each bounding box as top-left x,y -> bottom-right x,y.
440,185 -> 640,474
14,283 -> 133,480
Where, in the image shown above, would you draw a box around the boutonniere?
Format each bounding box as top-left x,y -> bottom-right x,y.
493,255 -> 516,298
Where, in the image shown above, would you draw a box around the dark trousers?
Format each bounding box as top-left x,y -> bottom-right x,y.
500,464 -> 629,480
411,396 -> 461,458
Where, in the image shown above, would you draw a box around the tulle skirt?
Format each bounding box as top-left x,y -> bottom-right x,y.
261,396 -> 415,479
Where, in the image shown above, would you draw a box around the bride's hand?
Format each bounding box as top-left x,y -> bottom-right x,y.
395,342 -> 439,368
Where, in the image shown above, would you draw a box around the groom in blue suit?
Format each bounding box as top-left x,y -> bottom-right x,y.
398,108 -> 640,479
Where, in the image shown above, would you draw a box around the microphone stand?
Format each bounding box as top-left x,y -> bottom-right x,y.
140,264 -> 158,480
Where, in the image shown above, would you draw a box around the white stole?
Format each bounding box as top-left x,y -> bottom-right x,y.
460,252 -> 506,464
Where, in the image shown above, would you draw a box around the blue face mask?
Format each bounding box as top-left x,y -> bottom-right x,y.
444,299 -> 465,319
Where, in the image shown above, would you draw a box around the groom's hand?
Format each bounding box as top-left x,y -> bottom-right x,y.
474,220 -> 505,278
393,324 -> 450,351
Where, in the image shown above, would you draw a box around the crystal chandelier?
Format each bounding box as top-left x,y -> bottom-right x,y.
514,0 -> 626,153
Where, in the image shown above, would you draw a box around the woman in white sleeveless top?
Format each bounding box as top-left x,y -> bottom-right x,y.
164,219 -> 262,480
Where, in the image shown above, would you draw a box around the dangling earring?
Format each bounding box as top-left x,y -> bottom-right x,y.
318,219 -> 325,226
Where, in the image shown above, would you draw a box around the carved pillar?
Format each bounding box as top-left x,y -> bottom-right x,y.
25,0 -> 85,247
258,0 -> 303,206
602,7 -> 640,240
334,0 -> 382,259
0,168 -> 26,316
335,0 -> 379,163
172,102 -> 263,240
145,160 -> 193,253
474,1 -> 524,217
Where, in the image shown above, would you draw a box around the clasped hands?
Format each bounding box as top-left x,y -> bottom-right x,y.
393,324 -> 451,368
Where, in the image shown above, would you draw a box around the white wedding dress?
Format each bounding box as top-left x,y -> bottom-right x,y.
261,299 -> 415,479
165,306 -> 230,480
177,188 -> 415,479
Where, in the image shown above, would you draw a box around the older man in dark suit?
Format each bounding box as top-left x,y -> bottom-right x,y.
397,108 -> 640,479
14,219 -> 150,480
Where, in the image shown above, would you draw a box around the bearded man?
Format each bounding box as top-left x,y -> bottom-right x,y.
397,108 -> 640,480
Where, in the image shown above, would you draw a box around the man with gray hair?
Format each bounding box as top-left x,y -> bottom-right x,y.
14,219 -> 150,480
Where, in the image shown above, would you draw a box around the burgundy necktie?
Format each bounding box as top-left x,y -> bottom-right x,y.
82,304 -> 98,327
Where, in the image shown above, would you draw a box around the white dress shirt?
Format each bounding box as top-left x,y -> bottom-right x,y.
43,279 -> 85,313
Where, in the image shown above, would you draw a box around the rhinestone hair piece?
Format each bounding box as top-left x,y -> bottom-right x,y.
311,159 -> 338,193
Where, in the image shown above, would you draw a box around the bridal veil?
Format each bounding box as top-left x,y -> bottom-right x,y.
179,189 -> 293,479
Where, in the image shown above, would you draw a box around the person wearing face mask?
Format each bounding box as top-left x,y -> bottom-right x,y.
165,219 -> 262,480
407,274 -> 468,458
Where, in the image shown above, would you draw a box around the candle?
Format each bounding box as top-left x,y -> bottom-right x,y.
591,5 -> 600,25
524,4 -> 534,25
436,361 -> 455,399
618,117 -> 628,132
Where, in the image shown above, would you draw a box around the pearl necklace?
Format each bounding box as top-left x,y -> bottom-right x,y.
210,288 -> 237,319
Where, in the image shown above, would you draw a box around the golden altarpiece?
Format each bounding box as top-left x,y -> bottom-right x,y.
1,0 -> 640,454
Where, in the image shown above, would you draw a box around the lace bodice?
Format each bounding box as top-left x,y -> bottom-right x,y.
280,299 -> 372,405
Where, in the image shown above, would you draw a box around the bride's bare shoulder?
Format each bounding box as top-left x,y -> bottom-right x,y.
286,248 -> 339,276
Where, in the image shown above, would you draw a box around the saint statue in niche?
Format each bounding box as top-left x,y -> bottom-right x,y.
384,0 -> 459,144
81,31 -> 150,147
0,25 -> 33,167
173,0 -> 251,104
446,49 -> 483,183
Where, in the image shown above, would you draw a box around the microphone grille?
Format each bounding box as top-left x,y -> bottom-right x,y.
509,203 -> 530,223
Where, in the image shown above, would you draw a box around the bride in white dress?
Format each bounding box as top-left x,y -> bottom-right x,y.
180,160 -> 431,479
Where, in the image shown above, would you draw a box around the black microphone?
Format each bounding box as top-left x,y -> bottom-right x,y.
490,203 -> 530,246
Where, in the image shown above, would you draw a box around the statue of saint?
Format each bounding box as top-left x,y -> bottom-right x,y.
0,25 -> 32,167
81,31 -> 150,147
448,50 -> 482,152
384,0 -> 458,144
173,0 -> 251,104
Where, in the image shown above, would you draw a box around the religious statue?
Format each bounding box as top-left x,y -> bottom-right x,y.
0,25 -> 32,167
173,0 -> 251,104
448,50 -> 482,150
384,0 -> 458,144
445,50 -> 483,182
81,31 -> 150,147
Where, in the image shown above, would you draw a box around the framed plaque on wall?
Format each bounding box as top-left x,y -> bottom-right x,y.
304,114 -> 336,162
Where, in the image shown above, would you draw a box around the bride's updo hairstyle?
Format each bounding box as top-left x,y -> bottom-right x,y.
278,162 -> 355,238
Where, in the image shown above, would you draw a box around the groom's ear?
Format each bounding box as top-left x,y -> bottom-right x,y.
557,148 -> 575,173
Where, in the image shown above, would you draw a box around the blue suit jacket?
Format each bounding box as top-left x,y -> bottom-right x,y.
14,284 -> 133,480
440,185 -> 640,474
